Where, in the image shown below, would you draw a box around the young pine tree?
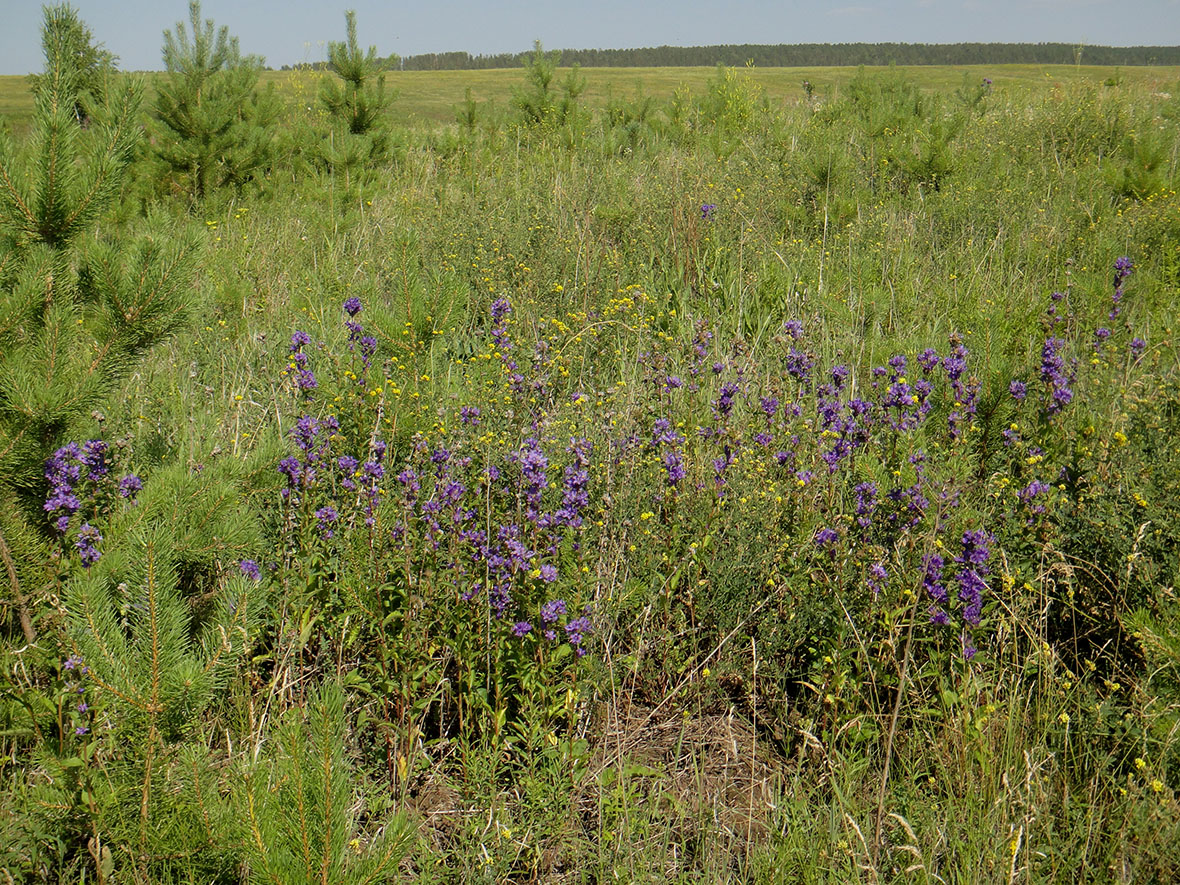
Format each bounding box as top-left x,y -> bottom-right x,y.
54,523 -> 262,881
0,4 -> 197,644
321,10 -> 392,136
512,41 -> 586,129
153,0 -> 279,200
315,10 -> 394,174
240,681 -> 412,885
26,4 -> 116,129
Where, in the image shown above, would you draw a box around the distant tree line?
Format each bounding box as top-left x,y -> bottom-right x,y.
278,42 -> 1180,72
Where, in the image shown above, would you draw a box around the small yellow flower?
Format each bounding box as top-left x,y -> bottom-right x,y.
1135,757 -> 1147,771
1058,712 -> 1070,725
1151,779 -> 1164,793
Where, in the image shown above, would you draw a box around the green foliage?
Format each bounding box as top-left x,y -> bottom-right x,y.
512,41 -> 585,129
240,681 -> 411,885
153,1 -> 278,200
321,10 -> 392,137
1107,126 -> 1175,200
0,6 -> 197,646
305,10 -> 396,180
5,525 -> 263,881
26,4 -> 117,130
700,63 -> 765,133
3,49 -> 1180,881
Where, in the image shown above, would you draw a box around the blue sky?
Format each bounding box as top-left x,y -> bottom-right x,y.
2,0 -> 1178,74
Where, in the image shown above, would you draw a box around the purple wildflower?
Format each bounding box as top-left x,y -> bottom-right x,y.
118,474 -> 142,499
922,554 -> 947,605
867,561 -> 887,597
814,527 -> 839,548
786,347 -> 814,384
80,440 -> 108,481
76,523 -> 101,567
541,599 -> 567,624
917,348 -> 940,373
315,505 -> 339,539
663,450 -> 685,486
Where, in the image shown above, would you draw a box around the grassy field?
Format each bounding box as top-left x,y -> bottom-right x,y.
2,44 -> 1180,884
3,63 -> 1178,131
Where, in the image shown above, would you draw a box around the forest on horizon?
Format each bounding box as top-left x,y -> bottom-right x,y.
278,41 -> 1180,72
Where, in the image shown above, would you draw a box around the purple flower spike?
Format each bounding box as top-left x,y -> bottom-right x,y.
343,296 -> 362,316
76,523 -> 102,567
541,599 -> 567,624
814,527 -> 839,548
118,474 -> 143,499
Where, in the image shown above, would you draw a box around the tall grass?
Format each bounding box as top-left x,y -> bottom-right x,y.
2,57 -> 1179,883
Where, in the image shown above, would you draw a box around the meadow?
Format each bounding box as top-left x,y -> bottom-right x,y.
1,9 -> 1180,884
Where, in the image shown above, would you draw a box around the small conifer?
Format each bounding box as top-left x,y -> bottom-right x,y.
153,1 -> 279,199
0,5 -> 196,642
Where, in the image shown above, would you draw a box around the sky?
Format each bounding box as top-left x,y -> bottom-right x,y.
2,0 -> 1179,75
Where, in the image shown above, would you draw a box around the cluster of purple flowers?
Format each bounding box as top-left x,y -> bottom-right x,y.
923,554 -> 949,622
278,407 -> 388,534
955,530 -> 991,629
867,561 -> 888,597
941,338 -> 978,440
814,526 -> 839,550
44,440 -> 141,566
854,482 -> 878,536
880,355 -> 926,431
651,418 -> 686,488
513,598 -> 594,656
341,297 -> 377,370
62,655 -> 92,736
1110,256 -> 1132,322
923,534 -> 991,657
1039,336 -> 1074,415
553,439 -> 592,528
490,298 -> 525,394
75,523 -> 102,567
1018,479 -> 1051,518
289,330 -> 317,393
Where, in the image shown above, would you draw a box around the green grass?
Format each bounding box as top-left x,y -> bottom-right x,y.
2,63 -> 1178,131
3,57 -> 1180,883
